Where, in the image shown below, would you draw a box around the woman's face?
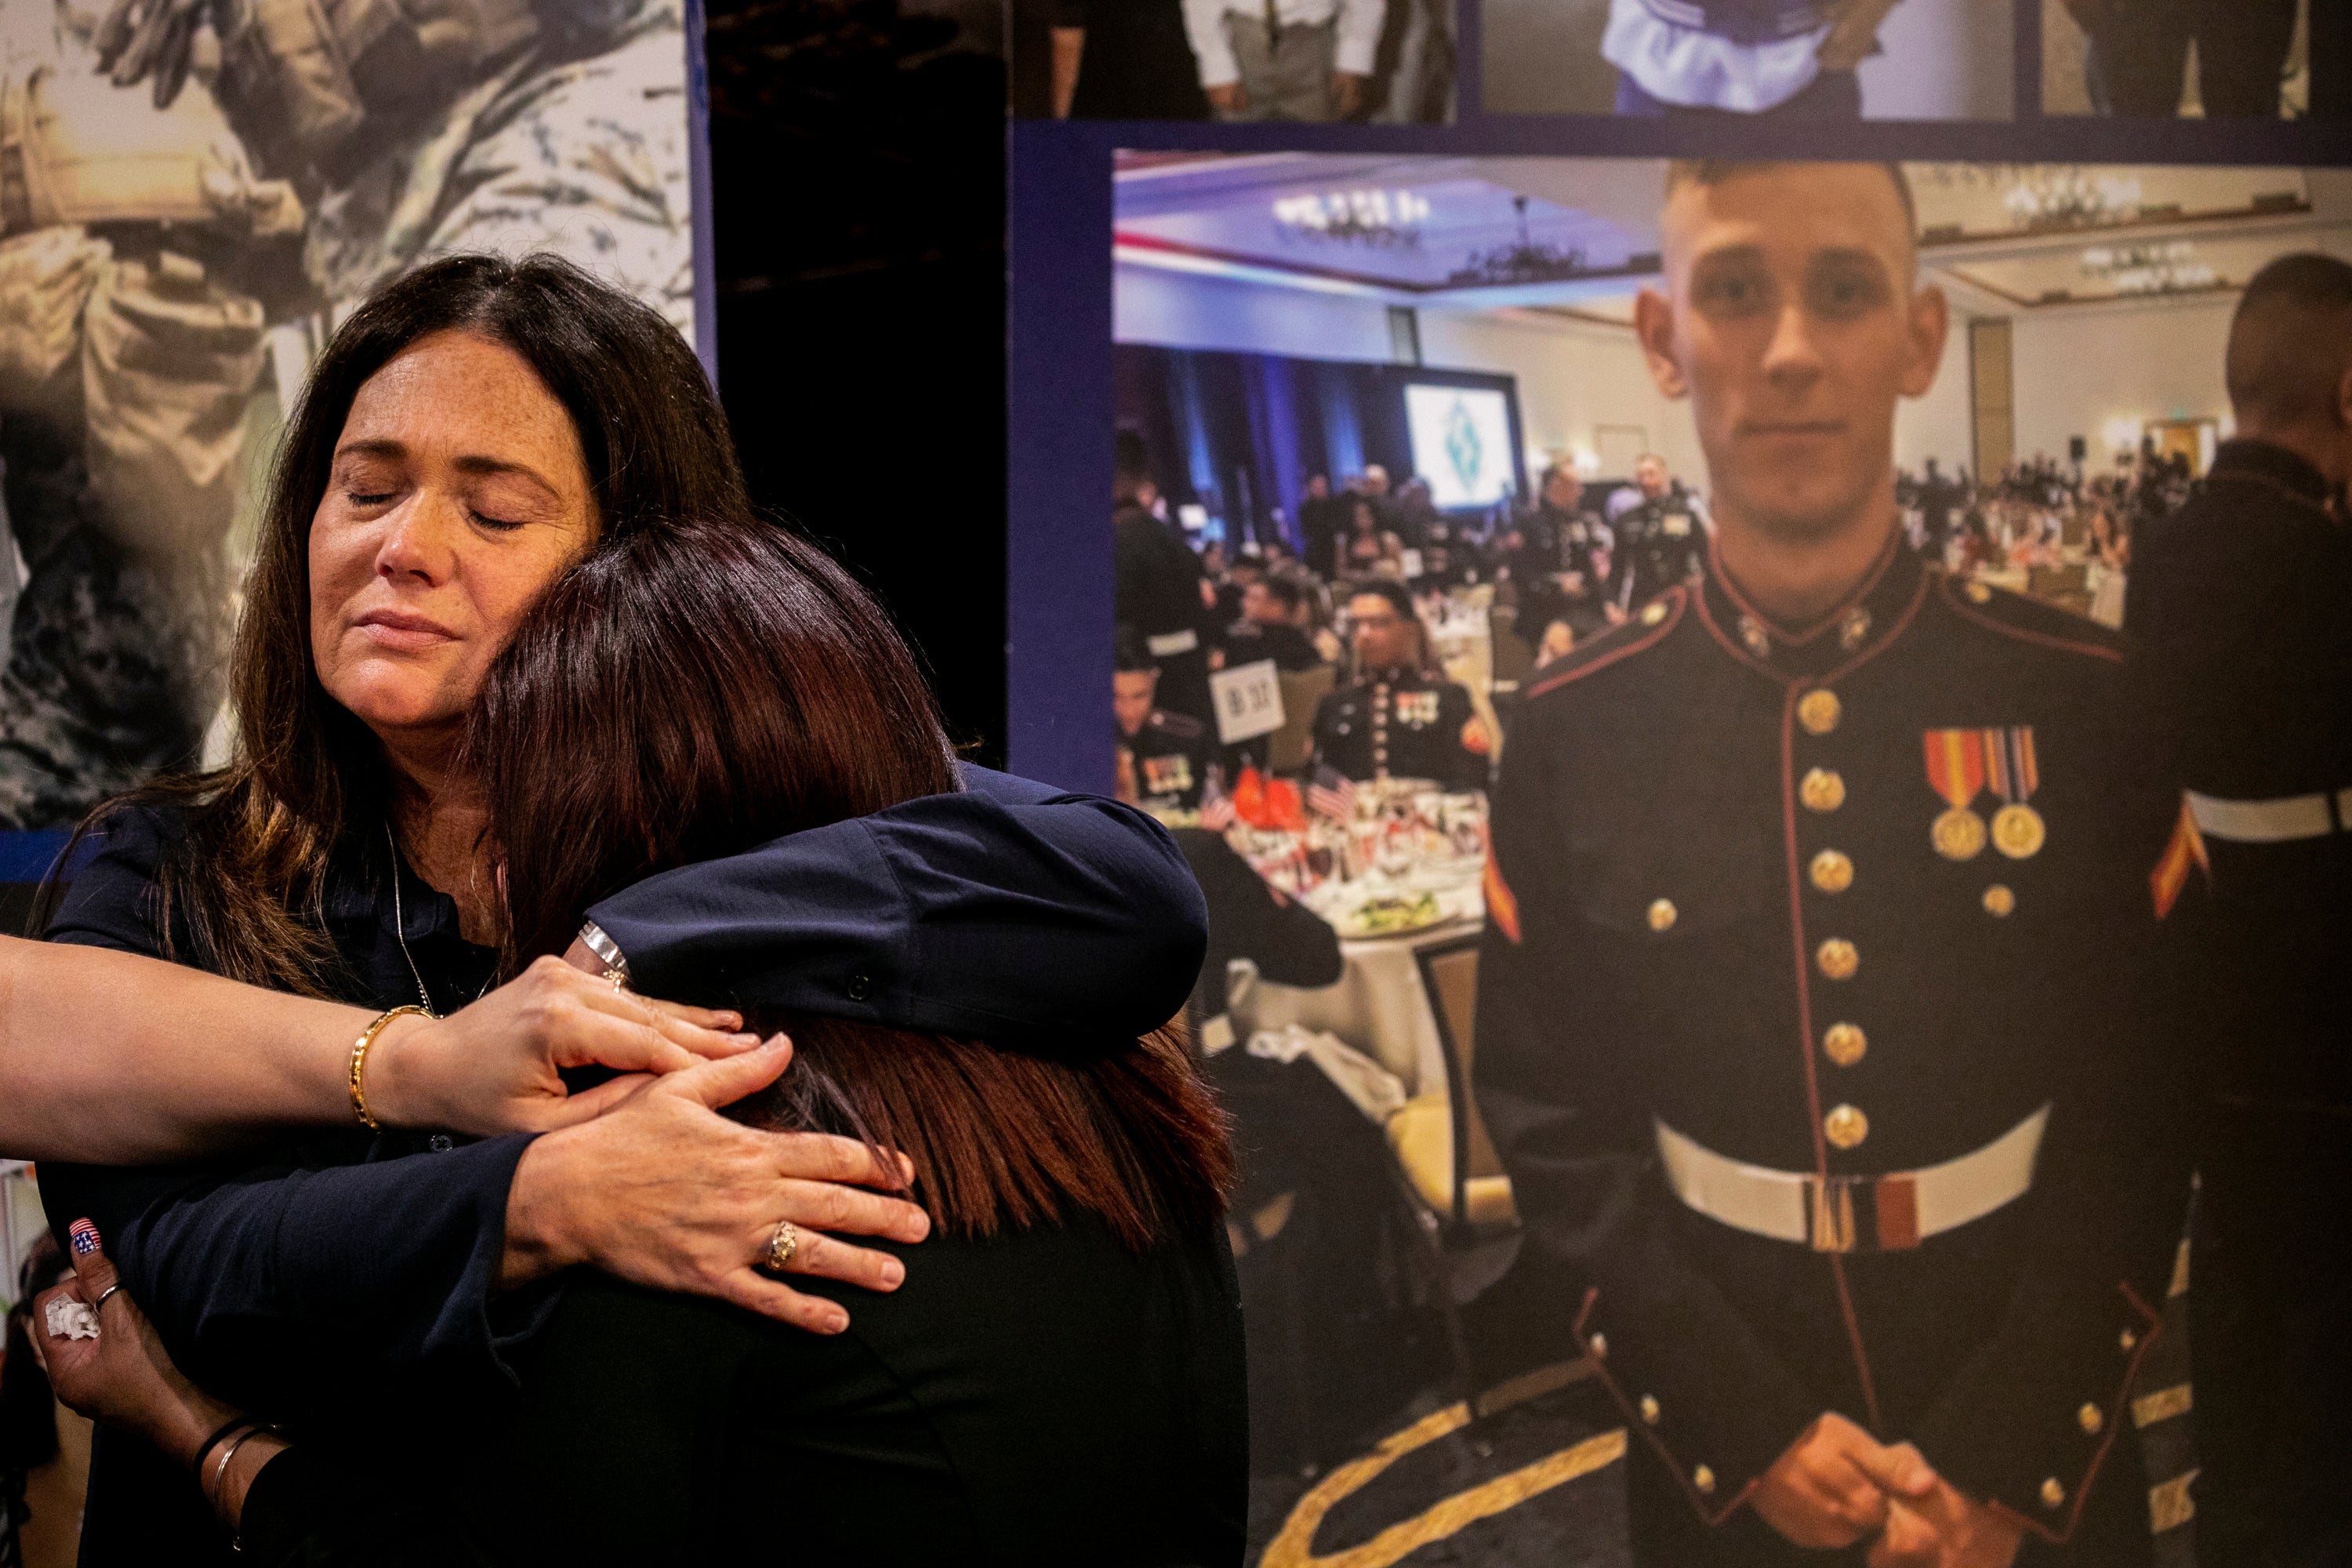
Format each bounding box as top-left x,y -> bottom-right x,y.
309,330 -> 594,758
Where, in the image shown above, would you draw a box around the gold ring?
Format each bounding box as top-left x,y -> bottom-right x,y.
763,1220 -> 800,1274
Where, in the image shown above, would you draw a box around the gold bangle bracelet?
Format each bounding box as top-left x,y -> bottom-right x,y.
349,1004 -> 432,1131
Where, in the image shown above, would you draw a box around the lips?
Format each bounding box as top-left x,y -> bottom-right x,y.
352,607 -> 457,651
1743,422 -> 1846,438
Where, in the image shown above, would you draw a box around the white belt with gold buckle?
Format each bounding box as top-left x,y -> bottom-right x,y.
2186,788 -> 2352,844
1655,1105 -> 2049,1254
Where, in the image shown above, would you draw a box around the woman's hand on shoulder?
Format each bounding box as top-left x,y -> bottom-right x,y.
368,955 -> 761,1137
498,1037 -> 931,1336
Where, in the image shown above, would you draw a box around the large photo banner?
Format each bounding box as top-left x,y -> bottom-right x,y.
1079,147 -> 2350,1564
0,0 -> 706,866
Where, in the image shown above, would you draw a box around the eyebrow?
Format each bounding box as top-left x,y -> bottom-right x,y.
1690,242 -> 1893,273
1809,245 -> 1894,277
332,439 -> 564,500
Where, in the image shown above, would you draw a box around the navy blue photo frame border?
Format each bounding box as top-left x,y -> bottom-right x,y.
1006,0 -> 2352,788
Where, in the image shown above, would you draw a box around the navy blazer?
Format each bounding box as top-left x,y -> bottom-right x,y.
38,767 -> 1207,1565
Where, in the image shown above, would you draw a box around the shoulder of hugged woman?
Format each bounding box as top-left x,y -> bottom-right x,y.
31,252 -> 1204,1454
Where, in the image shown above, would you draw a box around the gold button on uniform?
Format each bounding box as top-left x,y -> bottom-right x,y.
1588,1333 -> 1608,1359
1648,898 -> 1678,932
1983,884 -> 2016,917
2078,1403 -> 2104,1436
1809,850 -> 1853,894
1822,1022 -> 1867,1067
2120,1328 -> 2138,1352
1798,688 -> 1842,735
2040,1477 -> 2066,1509
1641,600 -> 1669,626
1639,1396 -> 1661,1425
1965,580 -> 1994,604
1800,768 -> 1846,813
1816,938 -> 1858,980
1693,1465 -> 1717,1496
1824,1103 -> 1869,1149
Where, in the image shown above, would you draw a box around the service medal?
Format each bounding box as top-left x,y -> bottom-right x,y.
1922,728 -> 1989,861
1933,806 -> 1987,861
1982,727 -> 2045,858
1991,803 -> 2045,859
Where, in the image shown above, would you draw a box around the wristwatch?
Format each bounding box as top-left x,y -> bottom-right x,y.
577,920 -> 630,984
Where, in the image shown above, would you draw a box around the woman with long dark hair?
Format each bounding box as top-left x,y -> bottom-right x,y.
40,515 -> 1247,1563
29,253 -> 1207,1563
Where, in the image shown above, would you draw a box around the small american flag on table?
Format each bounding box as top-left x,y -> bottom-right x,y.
1307,765 -> 1358,823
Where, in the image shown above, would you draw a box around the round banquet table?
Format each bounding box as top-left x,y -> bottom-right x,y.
1244,907 -> 1483,1105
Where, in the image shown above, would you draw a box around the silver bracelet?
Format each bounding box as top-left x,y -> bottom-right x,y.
577,920 -> 630,983
205,1423 -> 267,1515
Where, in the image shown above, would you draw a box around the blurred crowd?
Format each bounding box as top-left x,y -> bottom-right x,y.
1111,425 -> 2212,818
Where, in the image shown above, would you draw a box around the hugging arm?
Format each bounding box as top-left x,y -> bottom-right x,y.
34,811 -> 920,1420
586,764 -> 1210,1045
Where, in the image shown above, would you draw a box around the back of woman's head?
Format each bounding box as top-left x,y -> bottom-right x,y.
475,517 -> 956,962
474,516 -> 1232,1248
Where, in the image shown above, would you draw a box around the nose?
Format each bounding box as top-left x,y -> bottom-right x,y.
1760,303 -> 1824,389
374,489 -> 465,586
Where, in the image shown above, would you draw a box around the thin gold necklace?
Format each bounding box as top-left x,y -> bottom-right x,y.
386,820 -> 492,1016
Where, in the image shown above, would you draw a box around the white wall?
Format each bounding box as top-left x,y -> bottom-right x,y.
1114,264 -> 1396,362
2007,296 -> 2235,469
1893,314 -> 1976,474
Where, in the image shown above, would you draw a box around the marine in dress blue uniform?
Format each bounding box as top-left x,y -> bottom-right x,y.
1473,160 -> 2195,1566
1312,581 -> 1490,792
2122,252 -> 2352,1567
1611,481 -> 1709,615
1479,540 -> 2194,1563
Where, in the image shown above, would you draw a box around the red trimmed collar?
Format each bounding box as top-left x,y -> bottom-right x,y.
1697,529 -> 1925,684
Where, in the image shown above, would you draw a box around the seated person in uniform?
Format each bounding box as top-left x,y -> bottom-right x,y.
1609,452 -> 1711,615
1511,463 -> 1617,666
37,517 -> 1249,1565
1605,0 -> 1900,118
1309,582 -> 1490,792
1223,575 -> 1328,672
1114,630 -> 1216,812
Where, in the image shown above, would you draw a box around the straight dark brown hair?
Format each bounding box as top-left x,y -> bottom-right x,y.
472,517 -> 1233,1249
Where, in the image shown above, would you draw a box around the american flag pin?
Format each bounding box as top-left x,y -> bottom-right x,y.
69,1218 -> 102,1256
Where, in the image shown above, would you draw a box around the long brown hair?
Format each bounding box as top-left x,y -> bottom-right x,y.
473,517 -> 1232,1248
51,254 -> 745,994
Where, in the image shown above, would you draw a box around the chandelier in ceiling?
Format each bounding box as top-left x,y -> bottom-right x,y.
2001,167 -> 2143,230
1271,189 -> 1428,249
2081,240 -> 2218,295
1913,165 -> 2147,232
1447,195 -> 1589,287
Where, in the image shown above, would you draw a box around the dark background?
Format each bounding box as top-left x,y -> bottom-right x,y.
704,1 -> 1011,764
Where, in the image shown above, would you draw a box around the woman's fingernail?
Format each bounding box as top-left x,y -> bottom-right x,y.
880,1259 -> 905,1288
715,1012 -> 742,1029
68,1219 -> 100,1255
731,1033 -> 759,1047
822,1309 -> 848,1334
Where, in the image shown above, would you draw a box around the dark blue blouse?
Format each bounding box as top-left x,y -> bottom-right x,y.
37,765 -> 1207,1564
